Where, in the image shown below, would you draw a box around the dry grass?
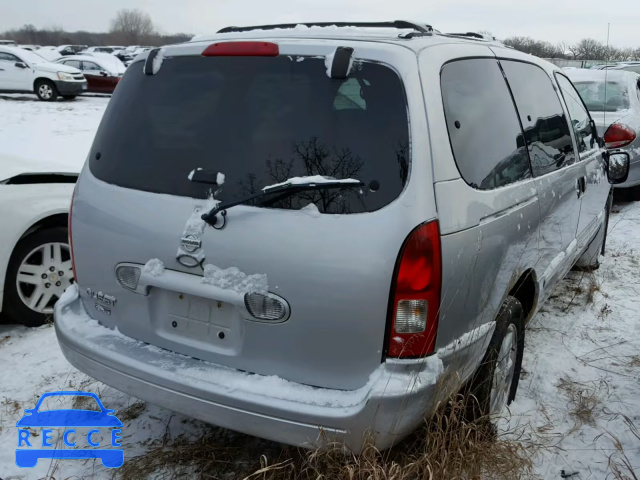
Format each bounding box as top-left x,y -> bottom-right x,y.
71,394 -> 97,410
116,396 -> 536,480
557,377 -> 605,428
586,275 -> 601,305
1,397 -> 21,416
607,415 -> 639,480
627,356 -> 640,368
0,335 -> 10,347
117,400 -> 147,422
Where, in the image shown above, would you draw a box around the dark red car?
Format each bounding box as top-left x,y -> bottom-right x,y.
56,54 -> 124,94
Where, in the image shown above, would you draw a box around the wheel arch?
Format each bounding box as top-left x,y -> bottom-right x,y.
33,76 -> 55,92
0,212 -> 68,312
507,268 -> 538,323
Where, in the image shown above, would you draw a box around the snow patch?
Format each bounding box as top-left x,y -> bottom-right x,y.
217,172 -> 225,186
143,259 -> 165,277
263,175 -> 360,191
324,49 -> 354,78
324,51 -> 335,77
151,47 -> 165,74
300,203 -> 321,218
188,167 -> 202,181
202,264 -> 268,294
176,196 -> 220,261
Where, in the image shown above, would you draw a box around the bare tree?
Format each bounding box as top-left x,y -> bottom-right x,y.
503,36 -> 566,58
109,8 -> 154,44
568,38 -> 607,60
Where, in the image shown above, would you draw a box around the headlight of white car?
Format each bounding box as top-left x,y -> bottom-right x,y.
57,72 -> 75,81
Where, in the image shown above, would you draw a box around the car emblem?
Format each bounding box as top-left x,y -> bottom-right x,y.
180,234 -> 202,253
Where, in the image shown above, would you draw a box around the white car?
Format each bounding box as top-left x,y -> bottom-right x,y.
0,46 -> 87,101
0,155 -> 76,326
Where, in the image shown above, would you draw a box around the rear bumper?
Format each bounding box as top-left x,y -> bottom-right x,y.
54,80 -> 88,96
55,285 -> 454,452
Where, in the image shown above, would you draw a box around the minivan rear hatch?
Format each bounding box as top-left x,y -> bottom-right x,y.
72,39 -> 428,390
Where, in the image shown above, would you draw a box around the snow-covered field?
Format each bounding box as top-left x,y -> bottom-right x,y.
0,93 -> 638,479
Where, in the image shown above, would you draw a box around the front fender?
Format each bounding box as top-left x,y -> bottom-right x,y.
0,183 -> 74,311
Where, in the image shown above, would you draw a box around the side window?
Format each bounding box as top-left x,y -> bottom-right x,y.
441,58 -> 531,190
501,60 -> 575,177
82,62 -> 102,73
555,74 -> 596,155
0,52 -> 19,62
64,60 -> 82,69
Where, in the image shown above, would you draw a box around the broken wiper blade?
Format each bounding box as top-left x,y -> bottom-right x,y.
201,177 -> 364,228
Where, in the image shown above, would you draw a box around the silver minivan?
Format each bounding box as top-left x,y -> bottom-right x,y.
54,21 -> 630,452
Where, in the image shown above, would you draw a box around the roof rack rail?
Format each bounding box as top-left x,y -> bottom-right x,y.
218,21 -> 433,35
445,32 -> 487,39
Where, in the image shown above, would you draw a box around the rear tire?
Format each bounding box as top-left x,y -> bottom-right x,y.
467,296 -> 525,421
3,227 -> 73,327
35,79 -> 58,101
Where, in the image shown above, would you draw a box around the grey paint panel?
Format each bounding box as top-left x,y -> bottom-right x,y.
437,180 -> 540,350
70,42 -> 436,391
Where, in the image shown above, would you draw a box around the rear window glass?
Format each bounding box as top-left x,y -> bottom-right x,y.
89,55 -> 409,214
573,81 -> 630,112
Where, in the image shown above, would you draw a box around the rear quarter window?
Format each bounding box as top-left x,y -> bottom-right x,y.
89,55 -> 410,214
441,58 -> 531,190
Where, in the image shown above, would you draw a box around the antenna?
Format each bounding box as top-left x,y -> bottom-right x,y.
603,22 -> 610,128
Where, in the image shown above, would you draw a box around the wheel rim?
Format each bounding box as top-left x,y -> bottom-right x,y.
489,323 -> 518,416
16,242 -> 74,314
38,84 -> 52,99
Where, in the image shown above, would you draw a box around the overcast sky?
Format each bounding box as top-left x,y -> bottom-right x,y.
1,0 -> 637,47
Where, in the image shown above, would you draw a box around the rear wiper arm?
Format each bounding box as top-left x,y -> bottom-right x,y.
201,179 -> 364,228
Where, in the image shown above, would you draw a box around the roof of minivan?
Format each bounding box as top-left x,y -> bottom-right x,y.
143,24 -> 558,75
188,24 -> 510,53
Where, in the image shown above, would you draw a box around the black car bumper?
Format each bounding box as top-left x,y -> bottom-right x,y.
54,80 -> 88,95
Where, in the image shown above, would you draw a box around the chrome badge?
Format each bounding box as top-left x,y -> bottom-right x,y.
86,288 -> 117,307
180,234 -> 202,253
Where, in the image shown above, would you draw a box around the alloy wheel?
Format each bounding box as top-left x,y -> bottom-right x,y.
489,323 -> 518,416
15,242 -> 74,314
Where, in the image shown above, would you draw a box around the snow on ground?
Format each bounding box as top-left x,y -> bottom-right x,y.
0,92 -> 639,479
502,199 -> 640,479
0,94 -> 108,171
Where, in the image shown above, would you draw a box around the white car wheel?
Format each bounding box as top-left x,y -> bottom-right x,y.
16,242 -> 73,314
4,227 -> 72,326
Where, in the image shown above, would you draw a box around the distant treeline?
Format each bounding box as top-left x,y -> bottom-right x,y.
503,36 -> 640,62
1,25 -> 191,47
1,9 -> 192,47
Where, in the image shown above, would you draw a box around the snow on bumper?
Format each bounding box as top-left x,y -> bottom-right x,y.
54,285 -> 446,452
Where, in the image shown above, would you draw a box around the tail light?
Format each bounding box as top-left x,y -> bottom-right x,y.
604,123 -> 636,149
202,42 -> 279,57
386,221 -> 442,358
68,184 -> 78,283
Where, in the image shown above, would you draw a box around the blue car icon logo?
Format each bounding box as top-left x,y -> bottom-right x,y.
16,391 -> 124,469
